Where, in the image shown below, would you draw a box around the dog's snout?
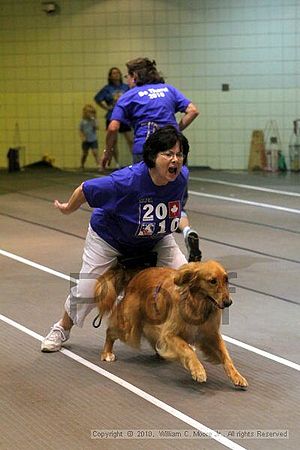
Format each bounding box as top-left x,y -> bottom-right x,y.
223,297 -> 232,308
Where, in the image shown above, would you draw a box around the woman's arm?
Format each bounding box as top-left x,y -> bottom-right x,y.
96,100 -> 112,112
101,120 -> 120,168
178,102 -> 199,131
54,183 -> 86,215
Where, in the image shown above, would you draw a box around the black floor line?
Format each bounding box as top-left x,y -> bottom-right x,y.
230,282 -> 299,306
2,211 -> 299,265
200,236 -> 300,264
0,190 -> 91,212
0,212 -> 85,240
1,212 -> 298,307
2,189 -> 299,235
188,210 -> 300,235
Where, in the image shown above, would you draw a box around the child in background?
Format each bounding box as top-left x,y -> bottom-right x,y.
79,104 -> 100,169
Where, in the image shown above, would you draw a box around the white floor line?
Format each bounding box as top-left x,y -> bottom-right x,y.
1,247 -> 299,373
0,248 -> 76,283
0,313 -> 246,450
188,191 -> 300,214
223,336 -> 300,372
189,176 -> 300,197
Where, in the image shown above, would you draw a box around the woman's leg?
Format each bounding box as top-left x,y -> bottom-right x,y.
81,147 -> 89,168
123,130 -> 133,153
65,226 -> 120,327
41,226 -> 120,351
154,234 -> 187,269
91,148 -> 100,166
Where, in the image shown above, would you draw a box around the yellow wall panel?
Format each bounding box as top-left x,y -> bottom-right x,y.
0,0 -> 299,170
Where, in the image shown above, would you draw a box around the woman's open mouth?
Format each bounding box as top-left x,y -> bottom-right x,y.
168,167 -> 178,175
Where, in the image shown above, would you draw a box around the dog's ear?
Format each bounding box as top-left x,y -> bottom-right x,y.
174,263 -> 200,287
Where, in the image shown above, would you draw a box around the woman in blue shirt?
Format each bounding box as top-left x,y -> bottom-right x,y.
102,59 -> 199,165
94,67 -> 133,167
41,126 -> 190,352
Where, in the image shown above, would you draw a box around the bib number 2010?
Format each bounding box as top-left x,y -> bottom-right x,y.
142,203 -> 179,234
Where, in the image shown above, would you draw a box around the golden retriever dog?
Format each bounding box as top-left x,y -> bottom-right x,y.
95,260 -> 248,389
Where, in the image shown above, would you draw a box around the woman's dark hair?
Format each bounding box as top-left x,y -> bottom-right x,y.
143,126 -> 189,168
108,67 -> 123,84
126,58 -> 165,86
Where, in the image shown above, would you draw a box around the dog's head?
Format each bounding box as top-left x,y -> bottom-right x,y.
174,260 -> 232,309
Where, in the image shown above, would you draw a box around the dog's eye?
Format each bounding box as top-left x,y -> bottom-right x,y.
224,275 -> 228,283
209,278 -> 217,285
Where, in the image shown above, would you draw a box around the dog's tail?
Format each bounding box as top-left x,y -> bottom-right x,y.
94,265 -> 136,317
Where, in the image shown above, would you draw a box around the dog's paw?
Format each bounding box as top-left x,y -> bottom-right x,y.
232,373 -> 248,389
188,359 -> 207,383
192,370 -> 207,383
191,366 -> 207,383
100,352 -> 116,362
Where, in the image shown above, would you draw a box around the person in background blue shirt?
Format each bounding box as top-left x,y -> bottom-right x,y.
94,67 -> 133,168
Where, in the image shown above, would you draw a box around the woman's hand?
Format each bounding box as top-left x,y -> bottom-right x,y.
102,121 -> 120,168
54,184 -> 86,215
54,200 -> 72,214
101,150 -> 113,169
178,102 -> 199,131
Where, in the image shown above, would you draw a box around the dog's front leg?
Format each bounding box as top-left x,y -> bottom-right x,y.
214,334 -> 248,389
158,335 -> 207,383
100,327 -> 117,362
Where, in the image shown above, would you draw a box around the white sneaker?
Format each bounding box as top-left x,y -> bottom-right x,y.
41,322 -> 70,352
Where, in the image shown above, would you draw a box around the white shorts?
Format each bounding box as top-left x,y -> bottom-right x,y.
65,225 -> 187,327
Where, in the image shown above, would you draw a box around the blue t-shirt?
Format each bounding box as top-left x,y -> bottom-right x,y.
94,83 -> 129,121
82,162 -> 188,255
111,83 -> 190,155
79,119 -> 98,143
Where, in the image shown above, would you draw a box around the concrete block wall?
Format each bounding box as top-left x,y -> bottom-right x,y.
0,0 -> 299,169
